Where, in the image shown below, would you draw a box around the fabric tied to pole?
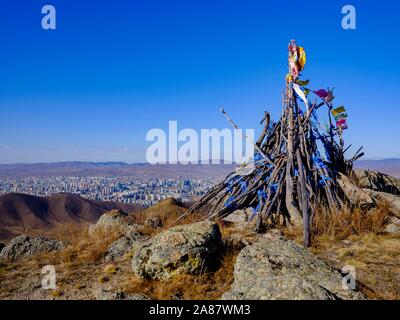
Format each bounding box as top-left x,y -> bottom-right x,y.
336,118 -> 348,130
269,183 -> 279,193
249,207 -> 258,221
319,175 -> 332,187
331,106 -> 346,117
239,181 -> 248,192
313,89 -> 329,99
226,181 -> 234,193
254,152 -> 263,162
312,155 -> 327,169
224,196 -> 236,209
295,79 -> 310,86
334,113 -> 347,121
226,176 -> 242,193
293,83 -> 309,109
255,189 -> 268,212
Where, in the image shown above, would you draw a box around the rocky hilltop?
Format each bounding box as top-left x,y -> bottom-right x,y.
0,169 -> 399,300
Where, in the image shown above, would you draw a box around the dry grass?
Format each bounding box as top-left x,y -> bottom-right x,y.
132,198 -> 187,223
137,200 -> 205,237
312,204 -> 390,242
312,232 -> 400,300
103,264 -> 118,275
55,225 -> 122,268
121,249 -> 237,300
283,202 -> 391,245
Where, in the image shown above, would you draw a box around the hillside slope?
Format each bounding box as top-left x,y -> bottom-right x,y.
0,193 -> 141,242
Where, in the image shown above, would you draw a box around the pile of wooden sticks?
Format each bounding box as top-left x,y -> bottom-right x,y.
188,86 -> 363,246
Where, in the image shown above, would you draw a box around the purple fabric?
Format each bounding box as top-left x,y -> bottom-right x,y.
314,89 -> 329,99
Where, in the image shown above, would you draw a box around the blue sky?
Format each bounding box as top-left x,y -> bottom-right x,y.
0,0 -> 399,163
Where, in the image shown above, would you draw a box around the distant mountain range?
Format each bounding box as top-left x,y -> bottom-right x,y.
0,160 -> 399,178
354,159 -> 400,178
0,162 -> 237,178
0,193 -> 141,242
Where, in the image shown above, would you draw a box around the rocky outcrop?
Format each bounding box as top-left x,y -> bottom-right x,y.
145,217 -> 163,229
385,217 -> 400,235
0,235 -> 64,262
363,189 -> 400,218
223,209 -> 249,224
355,170 -> 400,196
0,243 -> 4,252
89,209 -> 140,236
104,231 -> 150,262
221,237 -> 365,300
337,173 -> 374,208
132,221 -> 223,280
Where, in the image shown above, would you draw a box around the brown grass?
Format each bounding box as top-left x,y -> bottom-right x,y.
58,226 -> 122,268
121,249 -> 237,300
138,205 -> 205,237
104,264 -> 118,275
312,232 -> 400,300
283,202 -> 391,245
312,203 -> 390,242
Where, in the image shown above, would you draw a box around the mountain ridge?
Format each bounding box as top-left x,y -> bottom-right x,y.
0,159 -> 399,178
0,162 -> 238,178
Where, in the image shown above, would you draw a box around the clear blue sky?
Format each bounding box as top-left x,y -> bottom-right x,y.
0,0 -> 399,163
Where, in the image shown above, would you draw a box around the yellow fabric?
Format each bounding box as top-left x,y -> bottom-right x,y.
331,106 -> 346,117
298,47 -> 306,71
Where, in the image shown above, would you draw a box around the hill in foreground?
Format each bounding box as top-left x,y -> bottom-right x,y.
0,193 -> 141,242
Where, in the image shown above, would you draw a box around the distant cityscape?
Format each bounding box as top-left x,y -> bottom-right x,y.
0,158 -> 399,208
0,176 -> 220,207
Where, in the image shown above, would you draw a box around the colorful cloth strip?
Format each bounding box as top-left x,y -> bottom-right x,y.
314,89 -> 329,99
334,113 -> 347,121
332,106 -> 346,117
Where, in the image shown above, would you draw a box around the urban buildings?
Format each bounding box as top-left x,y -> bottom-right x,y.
0,176 -> 220,207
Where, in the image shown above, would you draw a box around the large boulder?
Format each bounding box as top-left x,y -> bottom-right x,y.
385,217 -> 400,235
132,221 -> 223,280
222,208 -> 258,231
221,237 -> 365,300
363,189 -> 400,218
337,173 -> 374,208
104,231 -> 150,262
0,235 -> 64,262
355,170 -> 400,196
89,209 -> 140,236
